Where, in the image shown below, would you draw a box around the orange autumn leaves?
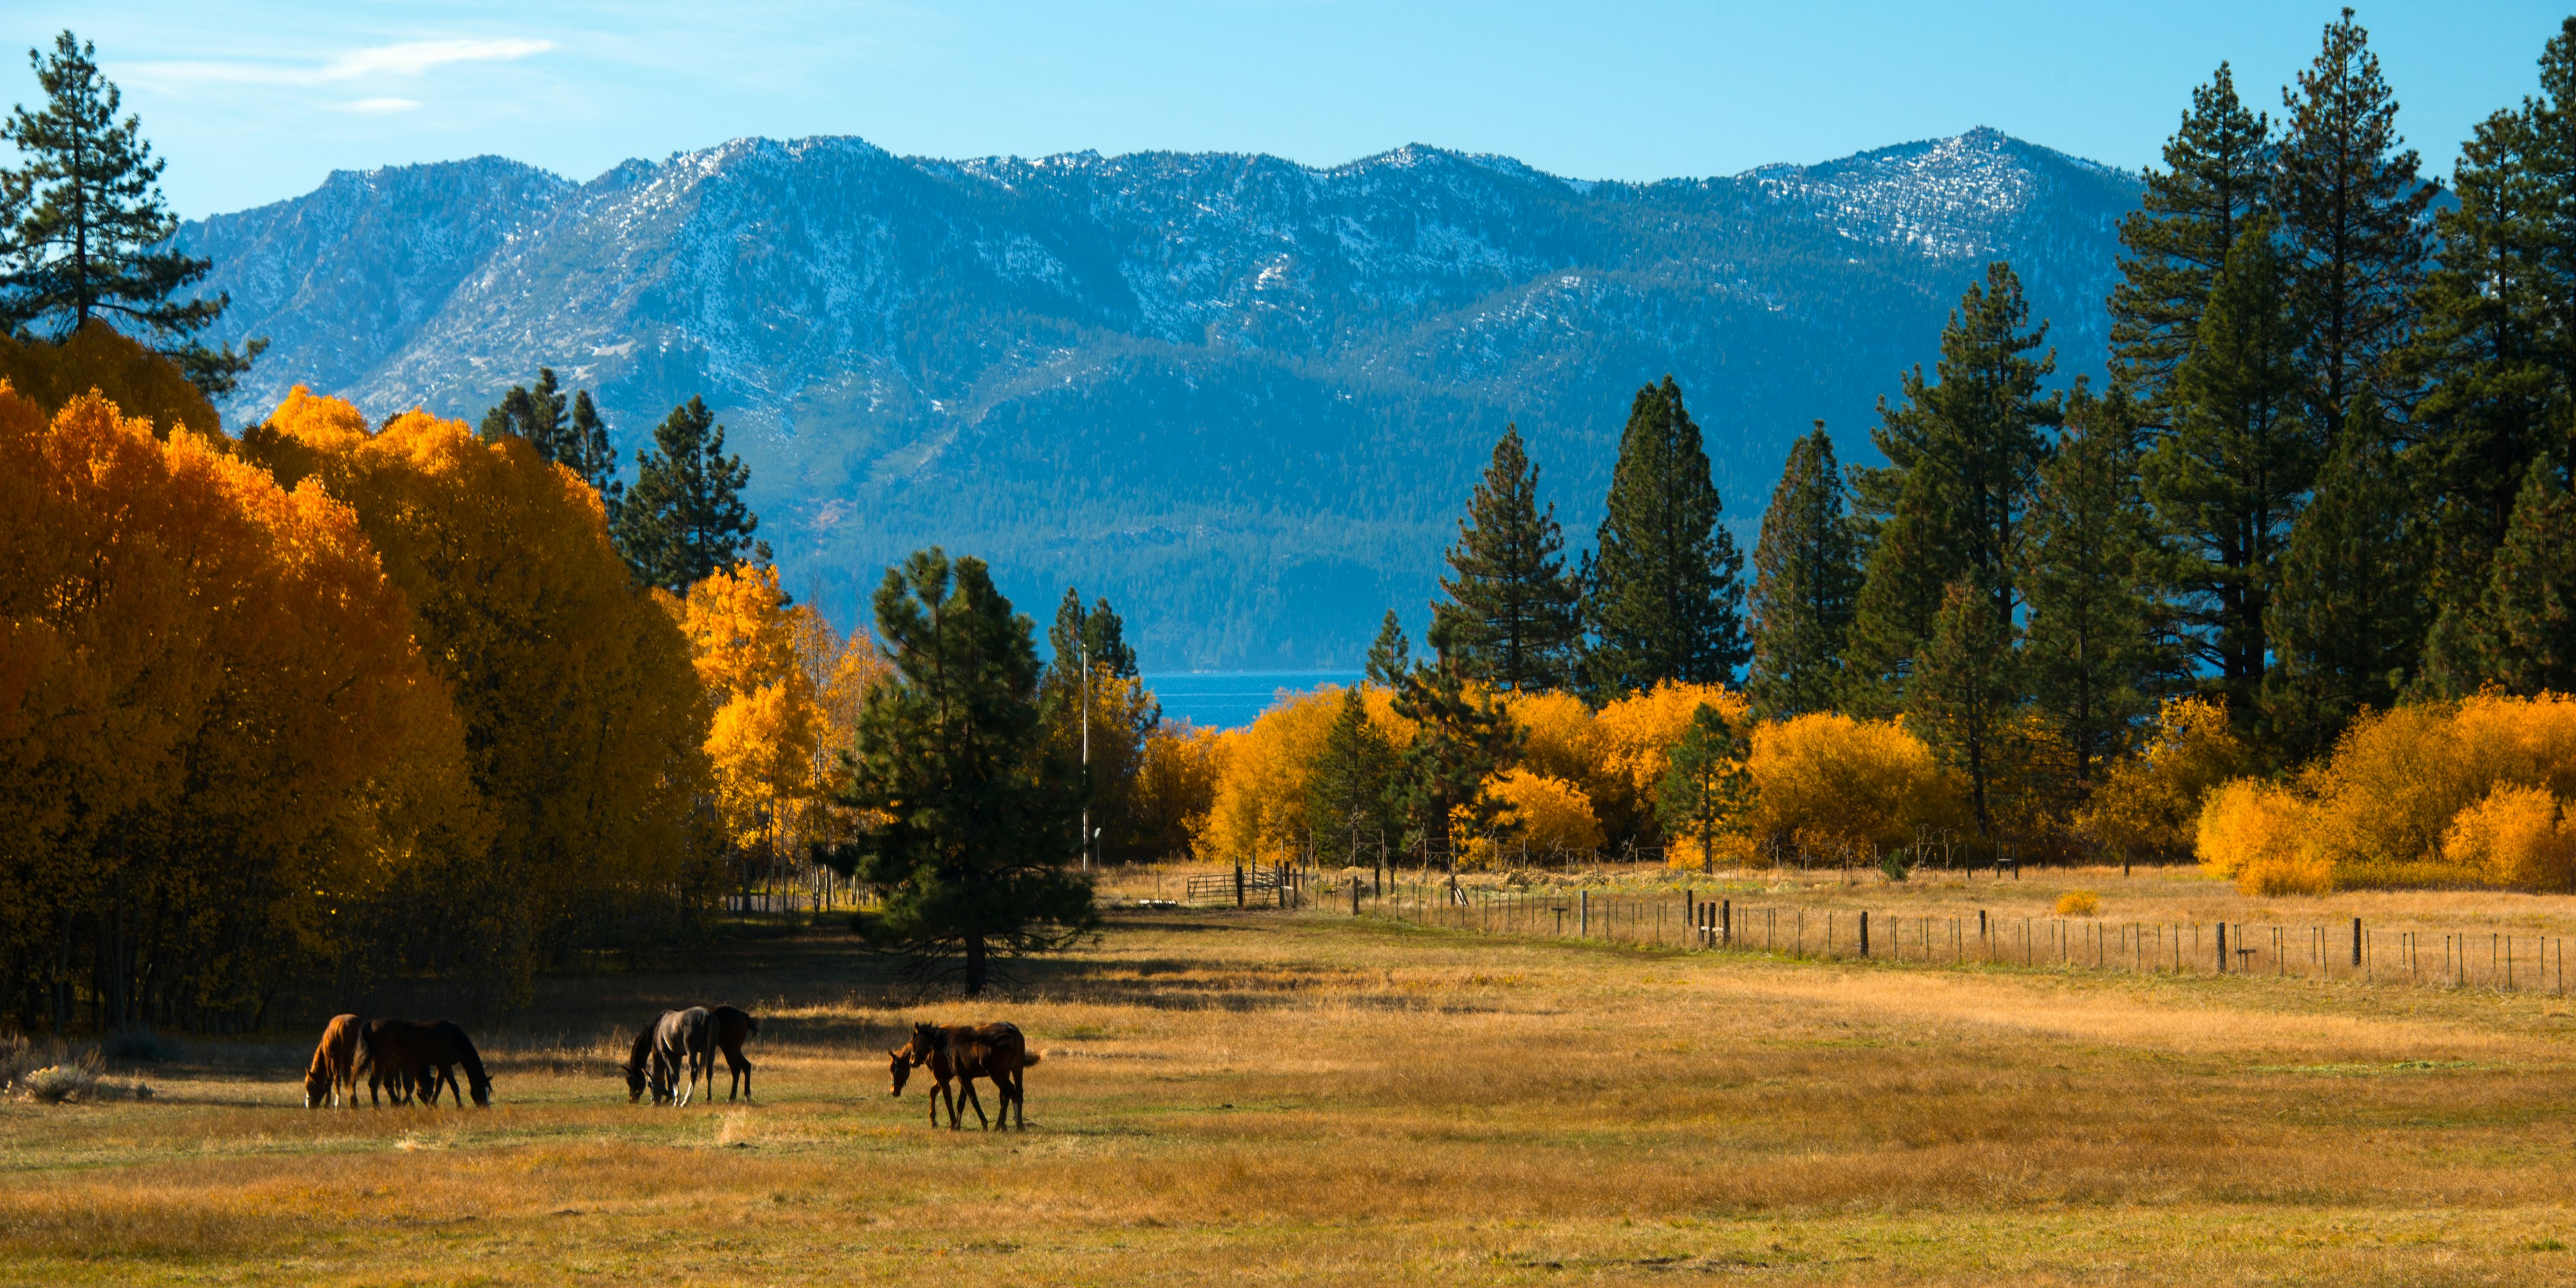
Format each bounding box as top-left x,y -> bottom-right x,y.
682,562 -> 883,860
1,386 -> 480,1014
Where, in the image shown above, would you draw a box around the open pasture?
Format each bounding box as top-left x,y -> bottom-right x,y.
7,889 -> 2576,1285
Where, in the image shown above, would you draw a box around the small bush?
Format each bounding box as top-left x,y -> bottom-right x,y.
1880,849 -> 1914,882
2441,784 -> 2576,891
22,1061 -> 95,1104
2055,890 -> 2100,916
2198,780 -> 2332,894
1748,712 -> 1964,857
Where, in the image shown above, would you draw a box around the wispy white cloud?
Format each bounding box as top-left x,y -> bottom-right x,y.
129,38 -> 553,89
337,97 -> 423,114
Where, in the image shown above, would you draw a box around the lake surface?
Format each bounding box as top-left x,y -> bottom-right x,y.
1142,671 -> 1362,731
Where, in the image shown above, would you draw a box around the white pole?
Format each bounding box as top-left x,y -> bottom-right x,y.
1080,634 -> 1090,872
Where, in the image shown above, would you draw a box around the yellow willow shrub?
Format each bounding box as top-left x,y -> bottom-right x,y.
2196,780 -> 2328,894
253,389 -> 714,985
1458,769 -> 1603,867
1590,681 -> 1746,839
2076,696 -> 2250,862
1197,684 -> 1409,862
1136,724 -> 1227,860
1745,713 -> 1962,857
2292,693 -> 2576,888
1499,689 -> 1597,785
0,387 -> 480,1027
2441,784 -> 2576,891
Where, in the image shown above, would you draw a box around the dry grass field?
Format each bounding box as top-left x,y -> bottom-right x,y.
9,873 -> 2576,1285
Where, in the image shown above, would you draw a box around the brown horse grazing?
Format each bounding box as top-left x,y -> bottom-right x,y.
360,1017 -> 420,1106
622,1024 -> 670,1104
304,1014 -> 364,1108
902,1022 -> 1040,1130
711,1006 -> 759,1100
364,1019 -> 492,1108
649,1007 -> 716,1106
888,1037 -> 976,1128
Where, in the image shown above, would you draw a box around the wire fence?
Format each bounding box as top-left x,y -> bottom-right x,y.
1334,877 -> 2575,995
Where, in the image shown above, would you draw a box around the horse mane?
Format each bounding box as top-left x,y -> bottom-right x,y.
625,1024 -> 654,1075
439,1020 -> 490,1088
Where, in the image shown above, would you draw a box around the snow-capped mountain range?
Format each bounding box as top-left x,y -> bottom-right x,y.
178,127 -> 2142,667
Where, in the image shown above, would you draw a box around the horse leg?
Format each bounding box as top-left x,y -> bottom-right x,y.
959,1076 -> 989,1130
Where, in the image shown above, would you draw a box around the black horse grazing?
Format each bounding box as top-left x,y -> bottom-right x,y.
711,1006 -> 759,1100
622,1023 -> 669,1104
649,1007 -> 716,1106
364,1019 -> 492,1108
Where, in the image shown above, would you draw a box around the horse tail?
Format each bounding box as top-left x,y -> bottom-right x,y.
1020,1050 -> 1042,1067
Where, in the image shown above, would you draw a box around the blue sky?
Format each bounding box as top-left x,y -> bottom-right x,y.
13,1 -> 2570,218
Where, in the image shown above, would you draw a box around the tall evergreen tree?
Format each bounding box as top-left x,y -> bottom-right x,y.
0,32 -> 258,394
1305,687 -> 1402,866
2276,7 -> 2434,443
1434,425 -> 1582,692
1047,588 -> 1140,680
2021,386 -> 2170,788
2109,62 -> 2273,421
1746,421 -> 1861,719
828,549 -> 1094,996
1845,262 -> 2060,712
2146,216 -> 2320,733
481,368 -> 623,509
1909,580 -> 2021,838
614,395 -> 768,592
2404,19 -> 2576,630
2263,397 -> 2427,755
1583,376 -> 1747,696
1365,610 -> 1411,688
2420,453 -> 2576,696
1393,656 -> 1516,866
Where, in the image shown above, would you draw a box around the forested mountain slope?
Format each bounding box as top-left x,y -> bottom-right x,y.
180,127 -> 2140,666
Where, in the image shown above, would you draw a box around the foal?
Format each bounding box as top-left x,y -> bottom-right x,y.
892,1022 -> 1040,1130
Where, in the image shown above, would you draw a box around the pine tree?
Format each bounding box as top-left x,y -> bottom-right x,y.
614,395 -> 768,592
1305,687 -> 1401,866
1656,702 -> 1752,865
1365,610 -> 1411,687
1393,657 -> 1516,866
1433,425 -> 1582,692
2276,7 -> 2434,443
1845,263 -> 2060,711
1909,580 -> 2021,838
1047,588 -> 1140,681
480,368 -> 622,507
1583,376 -> 1748,696
2021,386 -> 2171,787
2263,397 -> 2427,755
1747,421 -> 1861,719
2145,216 -> 2322,733
0,32 -> 258,394
828,549 -> 1095,997
480,368 -> 566,447
2430,458 -> 2576,696
2109,62 -> 2273,421
2404,19 -> 2576,629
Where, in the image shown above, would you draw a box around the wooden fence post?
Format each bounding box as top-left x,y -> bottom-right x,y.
2351,918 -> 2362,969
1352,877 -> 1361,916
1860,910 -> 1870,958
1721,899 -> 1732,947
2216,922 -> 2227,973
1579,890 -> 1589,937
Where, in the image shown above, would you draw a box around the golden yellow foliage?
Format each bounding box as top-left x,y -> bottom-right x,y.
2076,697 -> 2251,861
0,321 -> 220,439
1196,688 -> 1347,863
1,385 -> 479,1024
2195,780 -> 2328,894
252,390 -> 712,982
1590,682 -> 1746,837
1136,724 -> 1229,860
1459,769 -> 1603,867
683,564 -> 835,856
2440,784 -> 2576,892
1499,688 -> 1597,786
2055,890 -> 2101,916
1744,712 -> 1962,857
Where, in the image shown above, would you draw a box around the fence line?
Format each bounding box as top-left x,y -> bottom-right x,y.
1332,878 -> 2569,996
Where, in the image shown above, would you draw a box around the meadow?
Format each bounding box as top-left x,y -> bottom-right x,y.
7,868 -> 2576,1286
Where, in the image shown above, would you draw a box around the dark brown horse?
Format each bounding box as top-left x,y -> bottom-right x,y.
895,1022 -> 1039,1130
711,1006 -> 759,1100
622,1024 -> 668,1104
887,1036 -> 973,1128
303,1014 -> 364,1108
649,1007 -> 715,1106
363,1019 -> 491,1107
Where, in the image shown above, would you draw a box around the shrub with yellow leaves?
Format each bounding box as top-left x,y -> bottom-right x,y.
1458,769 -> 1603,867
2076,697 -> 2251,863
2195,780 -> 2328,894
1589,682 -> 1746,841
2441,784 -> 2576,891
1744,712 -> 1963,859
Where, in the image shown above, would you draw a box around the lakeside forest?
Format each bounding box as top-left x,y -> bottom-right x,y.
17,13 -> 2576,1030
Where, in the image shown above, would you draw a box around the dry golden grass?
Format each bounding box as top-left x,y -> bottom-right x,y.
7,899 -> 2576,1285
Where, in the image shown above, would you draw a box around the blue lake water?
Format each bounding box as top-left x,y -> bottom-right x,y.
1142,671 -> 1363,731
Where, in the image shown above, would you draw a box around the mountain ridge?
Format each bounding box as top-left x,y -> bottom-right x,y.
177,128 -> 2143,667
